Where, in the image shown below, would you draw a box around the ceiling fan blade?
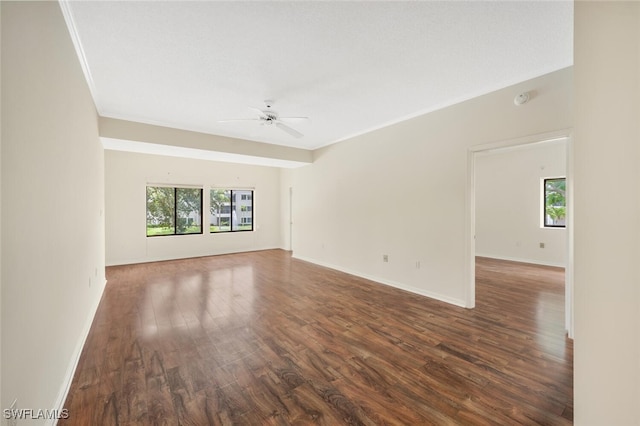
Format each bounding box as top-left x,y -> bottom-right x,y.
218,118 -> 260,123
278,116 -> 310,122
276,122 -> 303,138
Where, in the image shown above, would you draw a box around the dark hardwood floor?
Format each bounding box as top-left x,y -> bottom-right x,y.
61,250 -> 572,425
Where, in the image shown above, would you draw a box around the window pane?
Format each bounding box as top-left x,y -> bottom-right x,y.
146,186 -> 175,236
176,188 -> 202,234
544,178 -> 566,227
210,189 -> 231,232
232,190 -> 253,231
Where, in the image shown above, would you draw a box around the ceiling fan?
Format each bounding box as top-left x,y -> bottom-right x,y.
218,100 -> 308,138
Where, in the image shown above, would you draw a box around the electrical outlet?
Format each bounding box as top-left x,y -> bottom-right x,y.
383,254 -> 389,262
539,242 -> 545,248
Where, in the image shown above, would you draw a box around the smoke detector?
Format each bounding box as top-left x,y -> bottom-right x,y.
514,92 -> 531,106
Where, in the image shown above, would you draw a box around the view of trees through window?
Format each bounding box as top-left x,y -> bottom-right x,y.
146,186 -> 203,236
210,189 -> 253,232
544,178 -> 566,227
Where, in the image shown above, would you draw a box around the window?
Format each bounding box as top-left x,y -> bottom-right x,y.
210,189 -> 253,232
146,186 -> 203,236
543,178 -> 566,228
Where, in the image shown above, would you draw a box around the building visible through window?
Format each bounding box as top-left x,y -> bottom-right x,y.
210,189 -> 253,232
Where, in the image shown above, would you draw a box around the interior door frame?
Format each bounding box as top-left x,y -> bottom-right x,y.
466,129 -> 574,338
289,186 -> 293,252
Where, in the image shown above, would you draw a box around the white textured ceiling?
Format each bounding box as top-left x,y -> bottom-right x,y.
64,1 -> 573,151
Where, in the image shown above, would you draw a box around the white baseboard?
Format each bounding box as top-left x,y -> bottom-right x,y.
475,253 -> 565,268
49,278 -> 107,426
292,255 -> 467,308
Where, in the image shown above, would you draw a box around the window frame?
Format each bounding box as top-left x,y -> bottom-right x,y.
542,177 -> 566,228
146,185 -> 203,237
210,188 -> 254,233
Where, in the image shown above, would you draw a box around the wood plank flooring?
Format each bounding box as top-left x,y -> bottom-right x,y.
61,251 -> 572,425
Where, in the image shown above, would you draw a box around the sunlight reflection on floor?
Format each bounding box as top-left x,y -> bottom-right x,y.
140,265 -> 255,339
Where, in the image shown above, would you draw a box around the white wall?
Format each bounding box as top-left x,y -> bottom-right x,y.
475,141 -> 566,267
1,1 -> 105,421
105,150 -> 283,265
289,68 -> 572,307
574,2 -> 640,424
280,168 -> 294,251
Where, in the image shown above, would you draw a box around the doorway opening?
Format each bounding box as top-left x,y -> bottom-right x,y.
467,131 -> 573,338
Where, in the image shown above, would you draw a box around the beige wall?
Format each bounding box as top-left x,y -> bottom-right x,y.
289,68 -> 572,307
99,117 -> 313,167
0,1 -> 3,409
573,2 -> 640,423
105,150 -> 283,265
475,140 -> 567,267
1,1 -> 105,420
